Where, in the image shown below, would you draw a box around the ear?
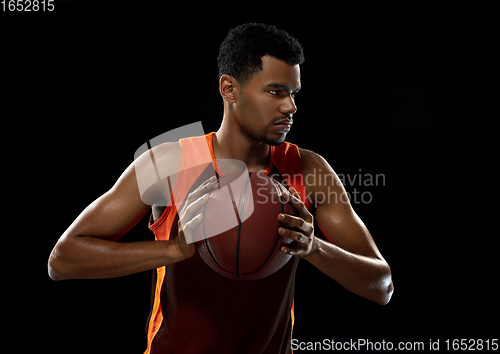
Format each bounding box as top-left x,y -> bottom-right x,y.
219,74 -> 238,104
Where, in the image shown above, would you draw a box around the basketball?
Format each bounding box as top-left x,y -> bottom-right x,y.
195,171 -> 296,280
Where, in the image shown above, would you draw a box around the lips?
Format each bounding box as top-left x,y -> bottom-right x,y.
273,119 -> 293,127
273,119 -> 293,133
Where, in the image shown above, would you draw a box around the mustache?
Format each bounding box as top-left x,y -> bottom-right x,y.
271,115 -> 293,124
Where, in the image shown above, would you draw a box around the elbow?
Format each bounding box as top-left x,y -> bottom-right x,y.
374,269 -> 394,305
47,251 -> 70,281
48,233 -> 81,281
375,280 -> 394,305
48,267 -> 66,281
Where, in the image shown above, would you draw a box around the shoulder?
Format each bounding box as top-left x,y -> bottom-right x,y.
133,141 -> 181,205
299,147 -> 331,175
299,147 -> 322,164
150,141 -> 182,166
298,147 -> 346,200
134,133 -> 213,203
134,141 -> 181,175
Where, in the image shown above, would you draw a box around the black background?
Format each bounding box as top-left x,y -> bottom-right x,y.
3,2 -> 498,352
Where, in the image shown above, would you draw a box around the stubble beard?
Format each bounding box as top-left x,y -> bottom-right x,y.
258,130 -> 286,146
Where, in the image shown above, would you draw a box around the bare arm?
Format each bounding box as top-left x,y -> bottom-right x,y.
278,150 -> 394,305
48,145 -> 214,280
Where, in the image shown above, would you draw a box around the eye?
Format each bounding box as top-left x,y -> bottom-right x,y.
269,90 -> 280,96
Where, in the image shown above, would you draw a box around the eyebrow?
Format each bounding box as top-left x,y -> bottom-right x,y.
266,83 -> 301,93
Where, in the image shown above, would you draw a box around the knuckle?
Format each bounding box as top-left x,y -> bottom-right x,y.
182,203 -> 193,215
298,219 -> 306,228
187,190 -> 196,200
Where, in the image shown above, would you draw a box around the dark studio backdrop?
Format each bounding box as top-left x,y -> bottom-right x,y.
4,3 -> 498,353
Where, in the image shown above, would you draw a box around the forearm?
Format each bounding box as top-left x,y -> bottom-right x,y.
48,235 -> 183,280
305,237 -> 394,305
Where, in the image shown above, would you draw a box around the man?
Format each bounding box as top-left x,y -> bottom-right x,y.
48,23 -> 393,353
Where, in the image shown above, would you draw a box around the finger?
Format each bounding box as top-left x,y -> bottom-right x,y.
288,187 -> 304,204
278,213 -> 313,235
282,187 -> 312,222
180,193 -> 209,222
280,246 -> 296,255
184,176 -> 217,204
178,213 -> 203,244
286,187 -> 304,207
183,213 -> 203,233
195,175 -> 218,194
180,176 -> 218,225
280,244 -> 303,256
279,226 -> 307,244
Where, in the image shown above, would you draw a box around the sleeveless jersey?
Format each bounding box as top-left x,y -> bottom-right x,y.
144,132 -> 309,354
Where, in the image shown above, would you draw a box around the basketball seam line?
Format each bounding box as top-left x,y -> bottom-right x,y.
240,178 -> 287,275
240,177 -> 287,277
237,178 -> 288,277
202,180 -> 228,273
235,172 -> 252,280
238,175 -> 284,277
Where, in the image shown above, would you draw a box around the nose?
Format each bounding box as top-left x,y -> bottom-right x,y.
280,96 -> 297,116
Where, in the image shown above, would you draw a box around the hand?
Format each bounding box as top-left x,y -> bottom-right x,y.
277,186 -> 318,258
173,175 -> 217,261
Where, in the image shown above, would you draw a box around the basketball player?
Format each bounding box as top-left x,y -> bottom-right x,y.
48,23 -> 393,353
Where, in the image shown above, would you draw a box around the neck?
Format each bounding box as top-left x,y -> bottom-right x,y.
214,116 -> 270,173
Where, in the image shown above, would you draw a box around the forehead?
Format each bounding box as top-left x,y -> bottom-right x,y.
248,55 -> 301,90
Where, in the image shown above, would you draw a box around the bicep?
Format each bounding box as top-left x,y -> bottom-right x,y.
63,142 -> 181,241
315,201 -> 382,260
304,151 -> 383,260
63,162 -> 151,242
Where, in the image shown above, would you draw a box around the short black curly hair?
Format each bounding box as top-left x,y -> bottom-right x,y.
217,23 -> 304,85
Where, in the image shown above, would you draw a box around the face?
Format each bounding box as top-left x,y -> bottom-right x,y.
232,56 -> 301,145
